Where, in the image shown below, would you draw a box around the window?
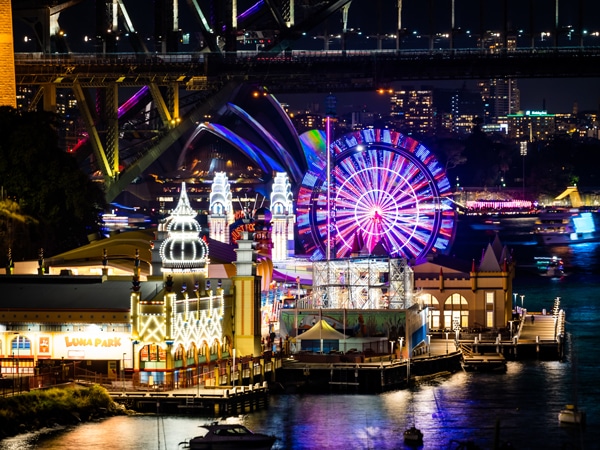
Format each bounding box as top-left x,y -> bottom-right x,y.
11,335 -> 31,352
443,294 -> 469,329
485,292 -> 495,328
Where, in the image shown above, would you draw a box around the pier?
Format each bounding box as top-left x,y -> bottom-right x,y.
276,308 -> 565,393
109,383 -> 270,415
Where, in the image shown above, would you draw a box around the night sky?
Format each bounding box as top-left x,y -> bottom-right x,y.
11,0 -> 600,113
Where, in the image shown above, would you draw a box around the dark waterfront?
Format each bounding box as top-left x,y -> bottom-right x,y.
2,215 -> 600,450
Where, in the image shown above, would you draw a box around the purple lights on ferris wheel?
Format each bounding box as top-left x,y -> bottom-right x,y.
297,129 -> 457,261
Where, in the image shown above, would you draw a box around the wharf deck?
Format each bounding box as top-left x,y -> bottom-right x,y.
109,384 -> 270,415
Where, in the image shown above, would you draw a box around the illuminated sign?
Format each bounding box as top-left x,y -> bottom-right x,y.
65,336 -> 122,348
230,219 -> 255,244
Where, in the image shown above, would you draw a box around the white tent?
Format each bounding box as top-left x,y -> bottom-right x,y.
296,320 -> 347,353
296,319 -> 348,341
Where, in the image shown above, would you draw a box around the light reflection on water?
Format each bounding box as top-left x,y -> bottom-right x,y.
2,217 -> 599,449
6,363 -> 589,450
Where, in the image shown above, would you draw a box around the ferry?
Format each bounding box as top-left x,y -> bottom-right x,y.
532,209 -> 599,245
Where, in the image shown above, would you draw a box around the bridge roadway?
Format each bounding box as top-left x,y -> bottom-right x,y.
15,47 -> 600,91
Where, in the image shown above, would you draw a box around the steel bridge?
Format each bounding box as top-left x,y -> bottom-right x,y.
11,1 -> 600,203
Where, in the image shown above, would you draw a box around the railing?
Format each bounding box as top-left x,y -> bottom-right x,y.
13,46 -> 600,65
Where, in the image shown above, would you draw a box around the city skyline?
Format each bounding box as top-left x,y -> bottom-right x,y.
278,77 -> 599,118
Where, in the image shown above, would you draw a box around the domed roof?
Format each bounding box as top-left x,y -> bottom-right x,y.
159,182 -> 209,271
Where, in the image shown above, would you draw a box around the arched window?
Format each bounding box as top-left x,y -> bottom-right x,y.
11,335 -> 31,353
174,345 -> 184,361
443,293 -> 469,329
198,341 -> 208,363
420,293 -> 441,330
210,339 -> 219,361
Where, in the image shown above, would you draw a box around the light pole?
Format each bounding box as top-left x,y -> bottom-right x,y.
232,348 -> 236,388
398,337 -> 404,360
389,340 -> 395,358
513,292 -> 518,311
520,294 -> 525,312
426,335 -> 431,357
122,353 -> 126,392
445,332 -> 449,354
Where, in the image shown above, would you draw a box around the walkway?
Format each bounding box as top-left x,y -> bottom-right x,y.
519,313 -> 561,343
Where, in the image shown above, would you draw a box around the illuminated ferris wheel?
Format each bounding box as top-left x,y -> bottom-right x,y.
297,129 -> 457,260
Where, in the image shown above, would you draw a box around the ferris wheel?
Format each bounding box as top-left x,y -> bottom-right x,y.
297,129 -> 457,260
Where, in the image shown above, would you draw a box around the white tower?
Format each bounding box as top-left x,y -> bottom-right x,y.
208,172 -> 234,244
270,172 -> 295,261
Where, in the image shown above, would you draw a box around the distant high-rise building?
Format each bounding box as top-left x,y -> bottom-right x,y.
450,87 -> 485,134
507,111 -> 555,140
390,86 -> 434,134
478,79 -> 520,121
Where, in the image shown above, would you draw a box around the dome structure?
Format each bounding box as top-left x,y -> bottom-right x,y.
160,182 -> 209,272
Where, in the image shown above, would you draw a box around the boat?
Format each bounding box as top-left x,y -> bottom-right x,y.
403,425 -> 423,446
533,208 -> 599,245
179,421 -> 276,450
534,256 -> 565,278
558,404 -> 586,425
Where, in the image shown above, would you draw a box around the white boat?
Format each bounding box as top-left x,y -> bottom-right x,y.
559,404 -> 586,425
533,209 -> 599,245
179,421 -> 276,450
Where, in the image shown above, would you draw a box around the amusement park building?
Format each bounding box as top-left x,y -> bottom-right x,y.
0,185 -> 270,389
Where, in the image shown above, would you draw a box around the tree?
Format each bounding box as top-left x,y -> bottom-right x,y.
0,107 -> 106,261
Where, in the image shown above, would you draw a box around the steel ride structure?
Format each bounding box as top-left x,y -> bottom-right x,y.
296,129 -> 457,261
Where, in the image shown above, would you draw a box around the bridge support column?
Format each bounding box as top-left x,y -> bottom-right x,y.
42,83 -> 57,113
106,82 -> 119,177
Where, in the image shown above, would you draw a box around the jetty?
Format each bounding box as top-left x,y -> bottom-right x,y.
109,383 -> 270,415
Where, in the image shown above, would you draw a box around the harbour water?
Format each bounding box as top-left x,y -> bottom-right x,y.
2,216 -> 600,449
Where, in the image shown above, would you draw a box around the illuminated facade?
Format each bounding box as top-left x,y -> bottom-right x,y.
412,235 -> 515,331
131,182 -> 230,387
507,110 -> 556,140
390,87 -> 434,134
478,79 -> 520,121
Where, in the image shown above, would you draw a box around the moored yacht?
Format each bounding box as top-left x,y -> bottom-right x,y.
179,421 -> 276,450
559,404 -> 586,426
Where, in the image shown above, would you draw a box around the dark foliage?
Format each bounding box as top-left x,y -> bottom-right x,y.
0,107 -> 106,261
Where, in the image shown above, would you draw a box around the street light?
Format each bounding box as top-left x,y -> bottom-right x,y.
520,294 -> 525,312
398,337 -> 404,360
513,292 -> 518,310
426,335 -> 431,357
445,332 -> 449,354
389,340 -> 395,358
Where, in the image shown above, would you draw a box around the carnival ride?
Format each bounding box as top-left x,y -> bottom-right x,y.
296,129 -> 457,261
